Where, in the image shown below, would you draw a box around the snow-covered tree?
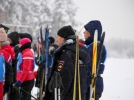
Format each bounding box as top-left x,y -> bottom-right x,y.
0,0 -> 79,43
105,38 -> 134,58
50,0 -> 78,37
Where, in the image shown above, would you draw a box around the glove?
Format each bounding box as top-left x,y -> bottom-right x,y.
96,93 -> 102,98
13,81 -> 22,93
36,60 -> 45,67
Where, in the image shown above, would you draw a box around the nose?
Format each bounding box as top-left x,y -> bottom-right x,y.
83,31 -> 85,34
56,38 -> 58,43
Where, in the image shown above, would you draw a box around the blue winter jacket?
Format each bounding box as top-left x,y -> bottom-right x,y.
0,53 -> 5,82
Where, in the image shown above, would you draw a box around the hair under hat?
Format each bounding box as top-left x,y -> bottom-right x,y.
0,28 -> 7,41
19,38 -> 31,46
57,25 -> 75,39
84,20 -> 102,40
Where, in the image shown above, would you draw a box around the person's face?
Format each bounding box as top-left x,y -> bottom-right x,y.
56,35 -> 65,46
7,37 -> 12,44
83,29 -> 91,40
17,44 -> 22,48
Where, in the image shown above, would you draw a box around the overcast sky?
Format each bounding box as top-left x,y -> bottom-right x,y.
72,0 -> 134,42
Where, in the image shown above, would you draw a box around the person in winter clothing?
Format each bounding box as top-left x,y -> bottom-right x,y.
83,20 -> 107,100
8,31 -> 20,47
0,25 -> 14,97
13,38 -> 35,100
8,31 -> 20,82
35,39 -> 58,94
0,28 -> 7,100
7,31 -> 20,100
1,39 -> 15,95
47,43 -> 58,78
44,25 -> 90,100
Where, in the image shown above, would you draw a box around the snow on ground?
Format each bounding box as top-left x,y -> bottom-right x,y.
32,58 -> 134,100
101,58 -> 134,100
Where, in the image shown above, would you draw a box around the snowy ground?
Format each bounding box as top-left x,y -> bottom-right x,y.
32,58 -> 134,100
101,58 -> 134,100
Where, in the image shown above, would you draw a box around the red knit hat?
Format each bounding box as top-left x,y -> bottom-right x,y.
19,38 -> 31,46
0,28 -> 7,41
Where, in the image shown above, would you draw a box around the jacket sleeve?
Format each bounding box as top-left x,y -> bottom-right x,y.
55,51 -> 74,100
17,59 -> 33,83
5,61 -> 13,85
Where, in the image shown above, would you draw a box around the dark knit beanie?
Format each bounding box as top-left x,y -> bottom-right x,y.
84,20 -> 102,40
49,36 -> 55,44
19,33 -> 33,42
57,25 -> 75,39
8,31 -> 19,46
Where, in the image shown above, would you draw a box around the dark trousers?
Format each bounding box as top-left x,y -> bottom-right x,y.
81,93 -> 86,100
14,79 -> 34,100
8,85 -> 18,100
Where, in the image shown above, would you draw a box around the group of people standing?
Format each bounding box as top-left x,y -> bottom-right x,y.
44,20 -> 107,100
0,19 -> 107,100
0,27 -> 36,100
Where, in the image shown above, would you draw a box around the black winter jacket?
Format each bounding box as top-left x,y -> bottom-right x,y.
44,43 -> 90,100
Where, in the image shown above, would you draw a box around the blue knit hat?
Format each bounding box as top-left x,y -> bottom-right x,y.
84,20 -> 102,40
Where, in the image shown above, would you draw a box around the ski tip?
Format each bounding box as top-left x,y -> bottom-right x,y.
95,30 -> 98,34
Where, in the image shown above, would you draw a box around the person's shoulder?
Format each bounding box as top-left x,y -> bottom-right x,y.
22,48 -> 34,58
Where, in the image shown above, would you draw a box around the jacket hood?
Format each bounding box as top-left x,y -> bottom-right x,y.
84,20 -> 102,41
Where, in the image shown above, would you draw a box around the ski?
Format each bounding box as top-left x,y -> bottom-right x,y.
96,32 -> 105,78
39,27 -> 45,100
90,30 -> 98,100
45,27 -> 49,86
89,31 -> 105,100
38,27 -> 50,100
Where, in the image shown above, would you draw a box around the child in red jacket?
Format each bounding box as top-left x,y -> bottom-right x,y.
13,38 -> 35,100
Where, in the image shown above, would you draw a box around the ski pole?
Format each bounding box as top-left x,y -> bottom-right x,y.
58,88 -> 61,100
73,35 -> 78,100
54,71 -> 58,100
73,27 -> 83,100
13,86 -> 37,100
20,88 -> 37,100
57,72 -> 61,100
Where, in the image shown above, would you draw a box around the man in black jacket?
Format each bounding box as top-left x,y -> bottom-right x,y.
44,25 -> 90,100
